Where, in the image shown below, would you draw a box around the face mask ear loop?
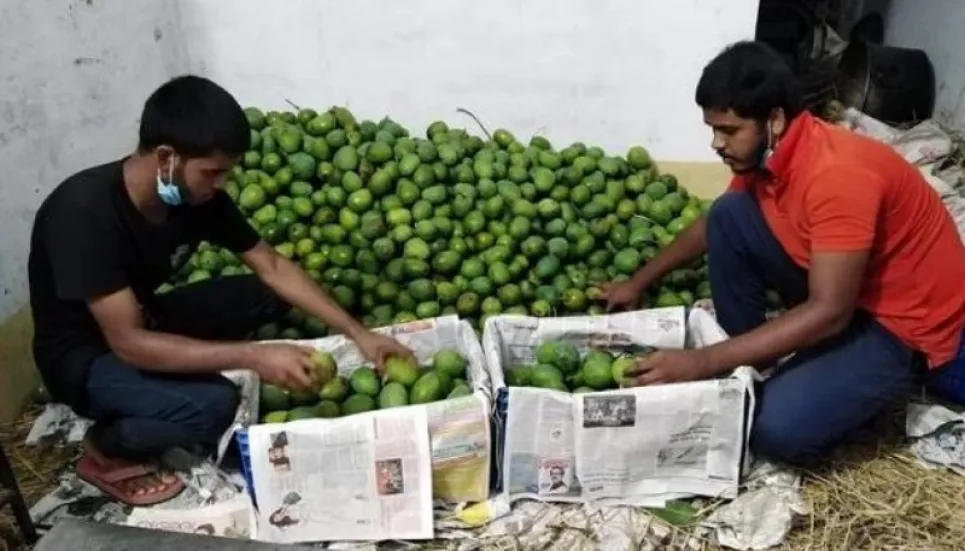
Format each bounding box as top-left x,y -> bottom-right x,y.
760,124 -> 775,168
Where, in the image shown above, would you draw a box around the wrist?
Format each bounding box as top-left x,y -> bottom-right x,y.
342,322 -> 367,341
629,270 -> 653,292
695,345 -> 725,377
232,342 -> 260,371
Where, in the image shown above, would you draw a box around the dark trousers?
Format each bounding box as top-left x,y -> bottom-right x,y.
86,275 -> 289,461
706,191 -> 919,467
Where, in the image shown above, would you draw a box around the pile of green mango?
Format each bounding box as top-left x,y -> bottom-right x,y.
260,349 -> 473,422
505,340 -> 655,392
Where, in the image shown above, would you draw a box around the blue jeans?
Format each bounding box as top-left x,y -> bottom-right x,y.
706,191 -> 920,467
86,357 -> 241,460
84,275 -> 288,461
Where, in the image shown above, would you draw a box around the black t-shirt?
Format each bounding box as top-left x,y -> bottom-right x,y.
28,159 -> 260,410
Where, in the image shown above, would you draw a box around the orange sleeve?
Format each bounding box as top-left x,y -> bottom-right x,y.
804,166 -> 883,252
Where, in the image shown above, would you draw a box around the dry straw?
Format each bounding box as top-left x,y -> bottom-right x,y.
3,402 -> 965,551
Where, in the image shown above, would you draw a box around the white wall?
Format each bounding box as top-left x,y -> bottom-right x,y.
881,0 -> 965,127
0,0 -> 758,319
176,0 -> 758,162
0,0 -> 187,319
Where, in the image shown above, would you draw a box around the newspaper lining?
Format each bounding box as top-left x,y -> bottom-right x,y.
252,316 -> 492,506
241,316 -> 494,542
484,307 -> 756,505
247,407 -> 434,543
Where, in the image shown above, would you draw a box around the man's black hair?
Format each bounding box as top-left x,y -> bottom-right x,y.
695,41 -> 805,122
138,75 -> 249,157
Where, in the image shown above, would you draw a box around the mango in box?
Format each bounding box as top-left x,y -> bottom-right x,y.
448,383 -> 472,398
410,371 -> 444,404
341,394 -> 377,415
535,341 -> 580,374
378,382 -> 410,409
315,400 -> 341,418
350,366 -> 381,397
432,349 -> 468,379
506,340 -> 659,394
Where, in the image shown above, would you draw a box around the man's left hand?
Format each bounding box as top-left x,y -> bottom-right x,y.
626,349 -> 712,386
353,330 -> 415,372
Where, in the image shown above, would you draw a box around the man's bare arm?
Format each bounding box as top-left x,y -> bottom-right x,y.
700,250 -> 869,374
241,241 -> 367,339
88,288 -> 254,373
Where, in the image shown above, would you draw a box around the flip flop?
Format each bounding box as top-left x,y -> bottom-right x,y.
76,455 -> 185,507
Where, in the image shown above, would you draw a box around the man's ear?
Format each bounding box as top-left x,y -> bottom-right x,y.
769,108 -> 788,139
155,145 -> 176,174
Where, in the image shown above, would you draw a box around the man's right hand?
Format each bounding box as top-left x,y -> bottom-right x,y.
600,279 -> 647,312
247,343 -> 317,391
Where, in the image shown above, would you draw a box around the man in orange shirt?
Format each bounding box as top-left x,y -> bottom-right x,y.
603,41 -> 965,466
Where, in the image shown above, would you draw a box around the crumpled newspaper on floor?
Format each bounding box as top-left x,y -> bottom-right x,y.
697,461 -> 807,551
28,449 -> 247,531
25,450 -> 803,550
427,463 -> 804,551
24,403 -> 91,446
906,401 -> 965,474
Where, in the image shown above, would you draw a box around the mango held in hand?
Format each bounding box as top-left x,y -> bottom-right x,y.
385,354 -> 421,387
318,375 -> 349,402
611,357 -> 637,387
311,351 -> 338,388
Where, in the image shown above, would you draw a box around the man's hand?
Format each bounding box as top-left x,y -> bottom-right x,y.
600,279 -> 645,312
353,330 -> 414,372
626,349 -> 712,386
248,343 -> 317,391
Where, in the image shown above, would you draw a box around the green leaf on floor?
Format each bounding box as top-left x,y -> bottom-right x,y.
644,499 -> 699,526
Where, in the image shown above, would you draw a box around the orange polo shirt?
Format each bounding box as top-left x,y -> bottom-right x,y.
729,112 -> 965,367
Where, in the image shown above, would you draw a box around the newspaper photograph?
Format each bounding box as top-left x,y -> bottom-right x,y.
503,387 -> 582,503
425,394 -> 492,503
485,307 -> 756,504
247,407 -> 434,543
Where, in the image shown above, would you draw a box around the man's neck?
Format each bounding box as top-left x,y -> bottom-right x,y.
122,154 -> 170,224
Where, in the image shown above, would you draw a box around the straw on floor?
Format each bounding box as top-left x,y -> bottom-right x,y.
2,402 -> 965,550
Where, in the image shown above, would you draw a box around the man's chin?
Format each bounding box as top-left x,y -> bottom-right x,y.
186,194 -> 214,206
723,160 -> 755,175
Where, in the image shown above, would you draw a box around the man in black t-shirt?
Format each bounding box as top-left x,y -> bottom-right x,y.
28,75 -> 412,506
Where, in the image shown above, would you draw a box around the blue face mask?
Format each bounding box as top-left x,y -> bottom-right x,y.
156,161 -> 184,206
